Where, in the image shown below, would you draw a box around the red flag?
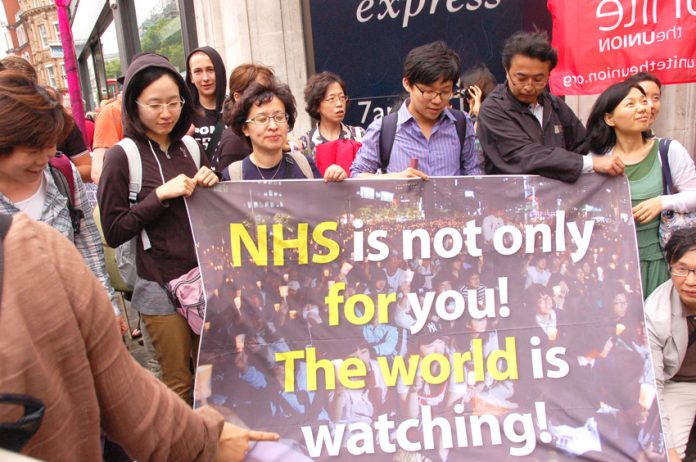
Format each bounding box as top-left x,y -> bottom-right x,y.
548,0 -> 696,95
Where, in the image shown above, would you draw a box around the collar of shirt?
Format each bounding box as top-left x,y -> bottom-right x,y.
310,122 -> 351,146
529,102 -> 544,126
396,99 -> 456,126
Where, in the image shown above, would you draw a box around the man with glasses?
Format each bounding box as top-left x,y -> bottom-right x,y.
351,41 -> 479,178
645,227 -> 696,462
477,31 -> 624,182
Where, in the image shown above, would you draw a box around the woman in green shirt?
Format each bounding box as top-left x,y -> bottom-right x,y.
585,82 -> 696,298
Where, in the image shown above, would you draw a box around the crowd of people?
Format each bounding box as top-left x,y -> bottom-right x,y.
195,174 -> 662,461
0,25 -> 694,462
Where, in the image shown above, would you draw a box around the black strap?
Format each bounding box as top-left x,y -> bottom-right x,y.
378,113 -> 399,174
206,117 -> 226,166
0,213 -> 13,309
658,138 -> 674,195
689,328 -> 696,349
48,164 -> 84,235
378,109 -> 467,174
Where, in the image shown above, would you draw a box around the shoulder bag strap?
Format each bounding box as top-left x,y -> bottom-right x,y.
205,117 -> 226,159
658,138 -> 674,195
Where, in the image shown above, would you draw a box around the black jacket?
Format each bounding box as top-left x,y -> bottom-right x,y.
477,83 -> 587,183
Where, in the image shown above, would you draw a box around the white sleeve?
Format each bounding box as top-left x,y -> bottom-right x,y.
662,140 -> 696,213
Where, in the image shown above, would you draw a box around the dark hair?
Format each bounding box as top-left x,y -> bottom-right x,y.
460,63 -> 497,99
624,72 -> 662,89
664,228 -> 696,265
223,64 -> 275,125
585,82 -> 649,154
525,284 -> 552,308
403,41 -> 461,86
0,71 -> 64,155
501,31 -> 558,71
0,56 -> 37,82
229,80 -> 297,139
123,66 -> 193,143
304,71 -> 347,121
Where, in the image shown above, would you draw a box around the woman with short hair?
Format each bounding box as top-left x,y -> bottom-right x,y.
223,79 -> 346,182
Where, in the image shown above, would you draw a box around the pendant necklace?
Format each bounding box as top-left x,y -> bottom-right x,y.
253,156 -> 283,180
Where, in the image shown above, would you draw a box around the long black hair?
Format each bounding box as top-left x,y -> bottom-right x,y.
584,82 -> 650,154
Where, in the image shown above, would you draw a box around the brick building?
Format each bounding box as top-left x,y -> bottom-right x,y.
1,0 -> 67,91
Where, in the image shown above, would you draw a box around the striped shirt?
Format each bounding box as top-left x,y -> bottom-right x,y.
0,165 -> 119,314
350,100 -> 480,176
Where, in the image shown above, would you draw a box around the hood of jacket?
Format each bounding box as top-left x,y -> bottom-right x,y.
185,46 -> 227,112
121,52 -> 194,143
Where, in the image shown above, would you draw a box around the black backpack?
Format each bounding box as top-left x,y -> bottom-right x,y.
378,109 -> 468,173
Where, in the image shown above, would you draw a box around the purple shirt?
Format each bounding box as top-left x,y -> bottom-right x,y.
350,100 -> 480,176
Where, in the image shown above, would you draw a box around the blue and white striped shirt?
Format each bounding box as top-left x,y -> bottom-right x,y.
350,100 -> 480,176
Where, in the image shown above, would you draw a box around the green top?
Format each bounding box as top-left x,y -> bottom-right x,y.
624,141 -> 663,261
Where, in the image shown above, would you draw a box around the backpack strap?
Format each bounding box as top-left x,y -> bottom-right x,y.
48,154 -> 83,235
228,160 -> 244,180
450,109 -> 467,148
287,152 -> 314,179
377,110 -> 467,174
181,135 -> 202,169
115,137 -> 154,250
658,138 -> 674,195
0,213 -> 12,309
116,138 -> 143,204
378,112 -> 399,174
49,153 -> 76,202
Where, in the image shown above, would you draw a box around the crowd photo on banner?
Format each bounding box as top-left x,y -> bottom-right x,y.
0,7 -> 696,462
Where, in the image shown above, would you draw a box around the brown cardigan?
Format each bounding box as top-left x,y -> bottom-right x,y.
0,214 -> 223,461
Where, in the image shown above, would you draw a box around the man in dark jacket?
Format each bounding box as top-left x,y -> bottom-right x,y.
477,31 -> 624,183
185,46 -> 227,155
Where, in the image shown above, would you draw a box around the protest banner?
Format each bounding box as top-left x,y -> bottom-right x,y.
188,175 -> 666,461
548,0 -> 696,95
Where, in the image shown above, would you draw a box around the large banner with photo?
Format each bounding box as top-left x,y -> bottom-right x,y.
548,0 -> 696,95
188,175 -> 666,462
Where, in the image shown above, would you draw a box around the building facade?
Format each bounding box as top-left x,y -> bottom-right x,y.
2,0 -> 67,91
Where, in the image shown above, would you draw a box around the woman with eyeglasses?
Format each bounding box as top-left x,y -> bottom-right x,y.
298,72 -> 365,172
98,53 -> 219,403
213,63 -> 275,173
585,82 -> 696,298
223,79 -> 346,181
